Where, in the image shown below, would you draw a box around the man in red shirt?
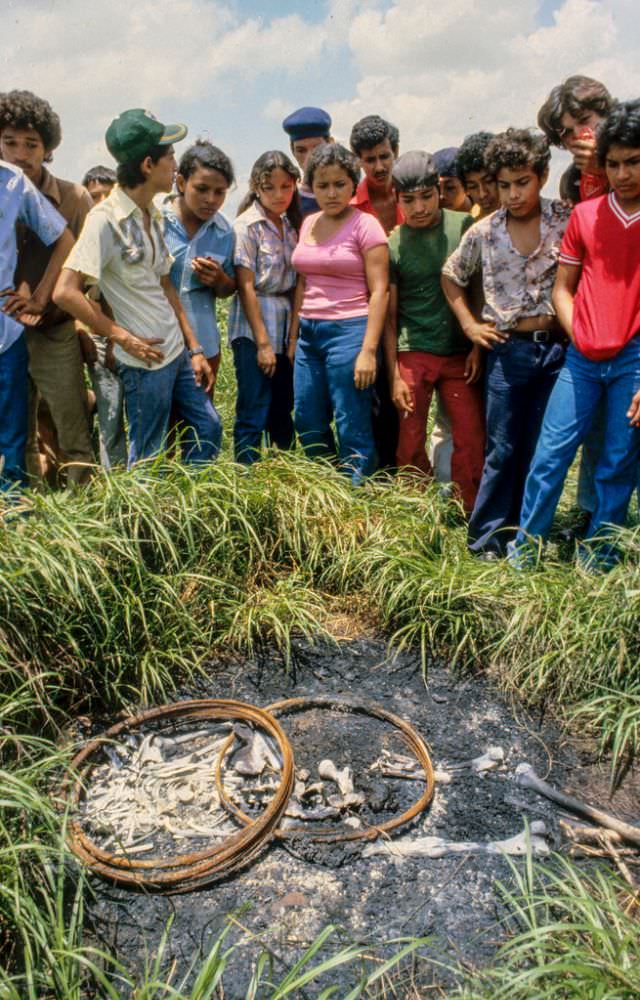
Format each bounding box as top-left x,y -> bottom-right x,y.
509,100 -> 640,568
349,114 -> 402,468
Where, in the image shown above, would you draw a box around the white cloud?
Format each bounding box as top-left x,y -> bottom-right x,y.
324,0 -> 640,195
3,0 -> 640,200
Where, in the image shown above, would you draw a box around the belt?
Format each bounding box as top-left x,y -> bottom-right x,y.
508,328 -> 566,345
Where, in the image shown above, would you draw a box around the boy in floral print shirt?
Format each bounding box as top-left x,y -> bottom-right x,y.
442,129 -> 571,558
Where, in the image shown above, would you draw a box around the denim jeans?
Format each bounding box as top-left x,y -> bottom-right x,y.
88,337 -> 127,468
232,337 -> 294,465
294,316 -> 375,485
117,348 -> 221,467
468,336 -> 565,554
0,334 -> 29,490
577,396 -> 640,514
511,339 -> 640,554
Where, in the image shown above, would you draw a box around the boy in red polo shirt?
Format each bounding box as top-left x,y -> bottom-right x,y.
510,100 -> 640,568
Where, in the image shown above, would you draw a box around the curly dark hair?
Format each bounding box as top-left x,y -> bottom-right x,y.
304,142 -> 360,192
597,99 -> 640,166
349,114 -> 399,156
484,129 -> 551,179
0,89 -> 61,157
178,140 -> 235,186
537,76 -> 614,147
456,131 -> 495,182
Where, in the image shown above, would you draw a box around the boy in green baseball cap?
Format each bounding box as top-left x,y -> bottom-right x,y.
54,109 -> 222,468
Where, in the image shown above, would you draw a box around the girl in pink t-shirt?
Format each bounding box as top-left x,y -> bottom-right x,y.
289,144 -> 389,483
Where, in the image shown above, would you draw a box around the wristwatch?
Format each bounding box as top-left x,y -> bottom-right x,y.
189,346 -> 204,357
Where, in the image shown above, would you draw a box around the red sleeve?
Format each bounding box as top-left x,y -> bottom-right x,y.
559,209 -> 584,266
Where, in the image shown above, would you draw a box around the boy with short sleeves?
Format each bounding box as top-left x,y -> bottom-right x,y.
384,151 -> 484,512
54,109 -> 221,467
0,160 -> 72,488
442,128 -> 571,557
510,100 -> 640,568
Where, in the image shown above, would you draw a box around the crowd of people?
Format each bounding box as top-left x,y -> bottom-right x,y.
1,77 -> 640,569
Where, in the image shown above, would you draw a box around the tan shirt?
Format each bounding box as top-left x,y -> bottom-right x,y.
15,165 -> 92,327
64,185 -> 183,371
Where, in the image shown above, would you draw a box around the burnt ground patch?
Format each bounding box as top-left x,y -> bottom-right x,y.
83,637 -> 639,997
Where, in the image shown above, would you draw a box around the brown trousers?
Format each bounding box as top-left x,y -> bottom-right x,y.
25,320 -> 94,486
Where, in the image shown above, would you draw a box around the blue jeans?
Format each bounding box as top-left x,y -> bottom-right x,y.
468,336 -> 565,554
294,316 -> 375,485
232,338 -> 294,465
0,334 -> 29,491
512,339 -> 640,554
117,348 -> 221,467
577,397 -> 640,514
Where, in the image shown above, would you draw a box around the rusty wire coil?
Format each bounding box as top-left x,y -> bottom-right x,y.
215,696 -> 435,843
63,699 -> 294,892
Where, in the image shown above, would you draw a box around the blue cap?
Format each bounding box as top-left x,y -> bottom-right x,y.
433,147 -> 461,178
282,107 -> 332,142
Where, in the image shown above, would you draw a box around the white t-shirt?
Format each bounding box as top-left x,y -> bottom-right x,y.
64,185 -> 184,370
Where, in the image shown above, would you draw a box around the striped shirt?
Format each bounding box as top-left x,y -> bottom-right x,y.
227,200 -> 297,353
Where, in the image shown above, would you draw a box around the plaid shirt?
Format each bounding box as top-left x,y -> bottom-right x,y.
442,198 -> 572,331
228,200 -> 297,352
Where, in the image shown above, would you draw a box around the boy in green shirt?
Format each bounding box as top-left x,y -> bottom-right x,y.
384,151 -> 484,512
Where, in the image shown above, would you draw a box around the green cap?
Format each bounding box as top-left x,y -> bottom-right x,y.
105,108 -> 188,165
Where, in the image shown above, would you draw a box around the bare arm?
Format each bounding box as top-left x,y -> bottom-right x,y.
287,275 -> 306,365
161,275 -> 212,390
383,283 -> 413,415
236,265 -> 276,377
355,244 -> 389,390
441,275 -> 507,350
552,263 -> 581,344
53,268 -> 165,365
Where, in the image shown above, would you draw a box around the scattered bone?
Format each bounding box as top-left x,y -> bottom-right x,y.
318,759 -> 355,796
471,746 -> 505,773
299,782 -> 325,800
344,816 -> 362,830
232,724 -> 282,776
363,821 -> 550,859
80,727 -> 242,854
516,763 -> 640,848
284,800 -> 340,821
327,791 -> 365,810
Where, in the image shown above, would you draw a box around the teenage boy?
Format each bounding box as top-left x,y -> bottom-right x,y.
0,160 -> 73,490
538,76 -> 622,528
456,132 -> 500,219
82,164 -> 117,205
0,89 -> 94,486
385,151 -> 483,512
282,106 -> 333,217
442,129 -> 572,558
54,109 -> 221,467
429,133 -> 499,486
78,164 -> 126,468
538,76 -> 615,205
350,114 -> 402,469
433,148 -> 473,213
510,101 -> 640,569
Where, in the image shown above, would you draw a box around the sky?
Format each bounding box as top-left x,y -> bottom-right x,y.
4,0 -> 640,212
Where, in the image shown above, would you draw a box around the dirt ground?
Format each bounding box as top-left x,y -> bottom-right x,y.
82,637 -> 639,997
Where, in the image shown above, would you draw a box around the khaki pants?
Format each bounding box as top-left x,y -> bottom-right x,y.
25,320 -> 94,486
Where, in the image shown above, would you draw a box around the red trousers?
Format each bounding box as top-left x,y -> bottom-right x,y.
396,351 -> 485,512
